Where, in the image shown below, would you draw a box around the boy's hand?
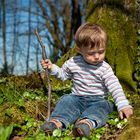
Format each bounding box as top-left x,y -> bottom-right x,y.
40,59 -> 53,70
119,107 -> 133,119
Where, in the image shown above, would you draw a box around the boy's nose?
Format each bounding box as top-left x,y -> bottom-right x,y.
94,53 -> 99,59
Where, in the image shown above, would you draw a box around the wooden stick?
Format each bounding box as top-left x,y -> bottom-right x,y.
35,29 -> 52,119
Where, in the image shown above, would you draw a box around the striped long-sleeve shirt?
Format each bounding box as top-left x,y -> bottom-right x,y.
49,55 -> 132,112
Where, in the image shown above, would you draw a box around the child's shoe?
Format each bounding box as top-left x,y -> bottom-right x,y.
73,119 -> 93,138
40,119 -> 62,134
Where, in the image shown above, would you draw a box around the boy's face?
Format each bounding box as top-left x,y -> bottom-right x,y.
78,46 -> 106,65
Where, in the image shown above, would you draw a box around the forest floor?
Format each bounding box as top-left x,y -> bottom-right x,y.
0,74 -> 139,140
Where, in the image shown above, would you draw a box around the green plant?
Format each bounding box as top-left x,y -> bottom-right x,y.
0,77 -> 22,104
0,124 -> 13,140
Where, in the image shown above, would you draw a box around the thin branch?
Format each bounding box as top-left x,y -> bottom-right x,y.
35,29 -> 52,119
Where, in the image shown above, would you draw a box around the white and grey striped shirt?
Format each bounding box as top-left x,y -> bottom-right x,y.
49,55 -> 132,112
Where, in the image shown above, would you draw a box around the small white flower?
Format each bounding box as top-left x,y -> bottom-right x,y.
114,118 -> 119,122
96,134 -> 101,139
117,123 -> 122,129
124,118 -> 128,123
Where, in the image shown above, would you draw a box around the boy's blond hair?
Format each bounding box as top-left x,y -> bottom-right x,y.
74,22 -> 107,49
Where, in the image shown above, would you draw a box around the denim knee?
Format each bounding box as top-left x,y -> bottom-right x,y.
50,94 -> 81,127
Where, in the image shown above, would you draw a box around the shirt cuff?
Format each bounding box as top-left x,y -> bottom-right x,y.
117,100 -> 132,112
48,64 -> 59,75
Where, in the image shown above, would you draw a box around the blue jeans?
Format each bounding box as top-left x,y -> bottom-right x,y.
49,94 -> 115,128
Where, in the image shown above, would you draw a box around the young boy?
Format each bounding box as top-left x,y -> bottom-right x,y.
40,22 -> 133,137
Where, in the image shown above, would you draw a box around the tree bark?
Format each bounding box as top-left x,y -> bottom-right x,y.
2,0 -> 8,74
26,0 -> 31,75
11,0 -> 18,74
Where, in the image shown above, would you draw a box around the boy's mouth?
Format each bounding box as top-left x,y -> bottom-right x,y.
91,61 -> 102,65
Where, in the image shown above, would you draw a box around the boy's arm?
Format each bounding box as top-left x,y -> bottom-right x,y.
102,66 -> 133,118
41,59 -> 72,81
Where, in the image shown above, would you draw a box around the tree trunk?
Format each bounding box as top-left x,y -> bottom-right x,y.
2,0 -> 8,74
26,0 -> 31,75
11,0 -> 18,74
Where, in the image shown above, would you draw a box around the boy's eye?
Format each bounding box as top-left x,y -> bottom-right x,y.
87,50 -> 105,55
98,50 -> 105,54
88,52 -> 94,55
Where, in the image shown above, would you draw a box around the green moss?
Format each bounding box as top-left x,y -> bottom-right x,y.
118,94 -> 140,140
0,103 -> 25,125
